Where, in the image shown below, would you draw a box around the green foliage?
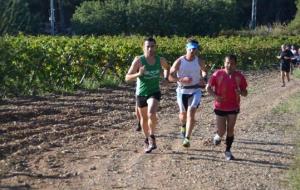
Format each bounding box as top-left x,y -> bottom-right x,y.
271,92 -> 300,190
222,23 -> 289,37
81,75 -> 120,89
288,0 -> 300,34
0,0 -> 32,35
269,91 -> 300,190
72,1 -> 127,35
0,0 -> 297,35
293,68 -> 300,78
289,146 -> 300,190
1,35 -> 300,96
71,0 -> 238,36
70,0 -> 298,36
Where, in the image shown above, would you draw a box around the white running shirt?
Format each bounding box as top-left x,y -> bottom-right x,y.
176,56 -> 201,94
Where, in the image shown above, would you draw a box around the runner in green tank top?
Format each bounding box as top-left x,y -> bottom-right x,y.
125,37 -> 170,153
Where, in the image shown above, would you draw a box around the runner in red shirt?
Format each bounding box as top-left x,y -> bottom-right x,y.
206,54 -> 248,160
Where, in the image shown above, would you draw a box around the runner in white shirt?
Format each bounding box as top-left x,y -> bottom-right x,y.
168,38 -> 207,147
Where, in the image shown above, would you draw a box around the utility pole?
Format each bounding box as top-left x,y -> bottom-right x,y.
250,0 -> 257,29
49,0 -> 55,35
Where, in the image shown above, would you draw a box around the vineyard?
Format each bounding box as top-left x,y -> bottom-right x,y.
1,35 -> 300,96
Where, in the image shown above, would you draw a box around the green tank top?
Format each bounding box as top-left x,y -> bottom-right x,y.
136,55 -> 161,96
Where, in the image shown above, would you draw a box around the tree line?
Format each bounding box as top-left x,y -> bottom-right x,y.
0,0 -> 298,36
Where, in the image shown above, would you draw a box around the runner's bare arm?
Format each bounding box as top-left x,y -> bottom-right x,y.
199,58 -> 207,77
125,56 -> 143,82
168,58 -> 181,82
199,57 -> 208,83
160,57 -> 170,80
206,83 -> 214,96
206,84 -> 222,102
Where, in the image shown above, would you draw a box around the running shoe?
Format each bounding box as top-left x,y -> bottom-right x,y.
144,138 -> 149,150
182,138 -> 190,148
144,144 -> 152,153
144,136 -> 157,153
150,135 -> 157,150
213,134 -> 221,145
225,151 -> 235,161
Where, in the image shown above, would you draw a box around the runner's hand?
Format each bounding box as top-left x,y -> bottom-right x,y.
179,76 -> 192,84
199,78 -> 206,88
235,88 -> 241,95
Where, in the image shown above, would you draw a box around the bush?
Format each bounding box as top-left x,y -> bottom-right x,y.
1,35 -> 300,96
71,1 -> 127,35
71,0 -> 238,36
288,0 -> 300,34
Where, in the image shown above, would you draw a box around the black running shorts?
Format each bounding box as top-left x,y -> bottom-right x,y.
280,62 -> 290,72
136,91 -> 161,108
214,109 -> 240,117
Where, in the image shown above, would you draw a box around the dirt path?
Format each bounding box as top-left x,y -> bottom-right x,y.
0,70 -> 299,190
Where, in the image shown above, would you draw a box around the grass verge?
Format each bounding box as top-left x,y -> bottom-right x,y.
272,69 -> 300,190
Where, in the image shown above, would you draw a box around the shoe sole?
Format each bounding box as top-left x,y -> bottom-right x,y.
182,142 -> 190,148
213,140 -> 221,146
144,145 -> 157,153
225,156 -> 235,161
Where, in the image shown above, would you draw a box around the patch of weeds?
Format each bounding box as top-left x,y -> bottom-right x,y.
99,75 -> 122,87
82,75 -> 122,89
288,119 -> 300,190
293,68 -> 300,79
272,92 -> 300,114
272,102 -> 290,114
273,92 -> 300,190
246,86 -> 256,95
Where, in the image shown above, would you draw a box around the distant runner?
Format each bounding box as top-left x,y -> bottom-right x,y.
277,44 -> 293,87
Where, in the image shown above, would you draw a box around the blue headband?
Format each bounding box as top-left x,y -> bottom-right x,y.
186,42 -> 199,50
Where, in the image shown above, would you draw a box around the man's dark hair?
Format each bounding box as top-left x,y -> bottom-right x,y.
144,37 -> 156,44
225,54 -> 237,63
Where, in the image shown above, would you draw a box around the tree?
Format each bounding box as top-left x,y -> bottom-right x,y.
0,0 -> 32,35
71,0 -> 239,36
71,1 -> 127,35
288,0 -> 300,34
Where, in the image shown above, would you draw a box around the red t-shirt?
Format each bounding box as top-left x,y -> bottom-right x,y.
208,69 -> 247,111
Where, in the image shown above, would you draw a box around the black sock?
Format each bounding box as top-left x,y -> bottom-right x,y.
225,136 -> 234,152
150,134 -> 155,139
144,138 -> 148,144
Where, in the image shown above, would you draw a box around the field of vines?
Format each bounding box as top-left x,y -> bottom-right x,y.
1,35 -> 300,96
